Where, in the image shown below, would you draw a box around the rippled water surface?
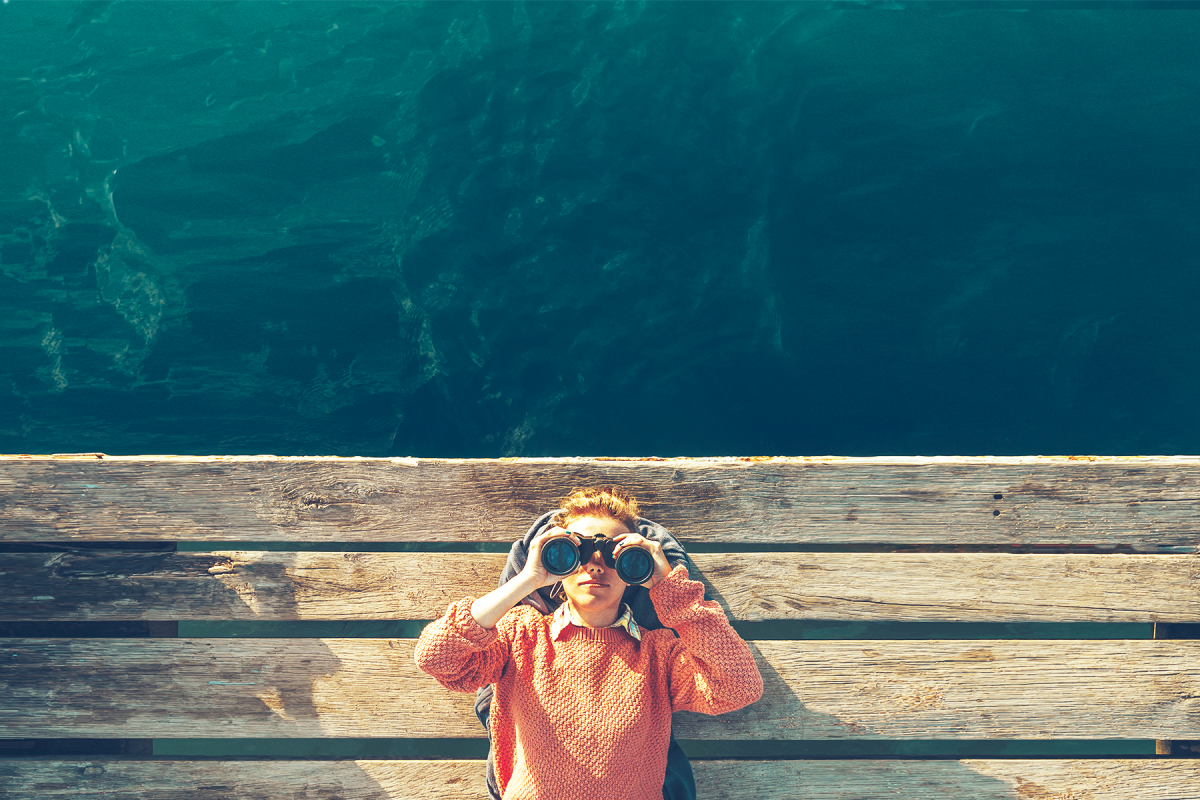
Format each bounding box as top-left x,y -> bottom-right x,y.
2,2 -> 1198,457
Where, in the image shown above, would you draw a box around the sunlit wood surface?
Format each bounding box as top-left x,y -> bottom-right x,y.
0,759 -> 1195,799
4,550 -> 1197,623
3,638 -> 1197,739
2,455 -> 1198,546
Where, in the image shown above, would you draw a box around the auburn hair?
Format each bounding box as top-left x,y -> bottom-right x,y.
550,485 -> 640,532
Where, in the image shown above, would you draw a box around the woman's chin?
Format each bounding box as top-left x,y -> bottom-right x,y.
568,591 -> 619,610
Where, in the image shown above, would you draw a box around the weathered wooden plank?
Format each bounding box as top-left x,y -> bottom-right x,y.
703,551 -> 1200,623
0,759 -> 482,799
0,551 -> 508,622
4,550 -> 1198,623
2,639 -> 1197,739
0,759 -> 1195,800
2,455 -> 1199,546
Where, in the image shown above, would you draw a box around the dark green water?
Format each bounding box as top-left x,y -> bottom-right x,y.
3,0 -> 1196,765
3,1 -> 1200,457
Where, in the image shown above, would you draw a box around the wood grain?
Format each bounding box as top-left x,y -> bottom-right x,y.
2,456 -> 1199,546
3,550 -> 1197,623
0,759 -> 1195,800
2,639 -> 1197,739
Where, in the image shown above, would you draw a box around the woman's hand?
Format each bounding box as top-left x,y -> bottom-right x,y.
471,526 -> 578,629
612,531 -> 673,589
520,526 -> 580,589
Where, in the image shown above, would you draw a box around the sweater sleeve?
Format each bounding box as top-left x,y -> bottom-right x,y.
650,564 -> 764,715
413,597 -> 521,693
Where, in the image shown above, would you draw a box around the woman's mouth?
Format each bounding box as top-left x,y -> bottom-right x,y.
578,580 -> 607,587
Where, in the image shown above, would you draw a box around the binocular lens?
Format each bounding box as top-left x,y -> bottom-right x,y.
542,537 -> 581,575
613,546 -> 654,585
538,534 -> 655,585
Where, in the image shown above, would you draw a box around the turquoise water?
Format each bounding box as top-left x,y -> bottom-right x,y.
2,2 -> 1199,457
3,0 -> 1195,764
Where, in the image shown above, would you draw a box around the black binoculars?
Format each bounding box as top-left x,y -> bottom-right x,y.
540,532 -> 656,585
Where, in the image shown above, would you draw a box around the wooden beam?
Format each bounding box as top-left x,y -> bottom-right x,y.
3,639 -> 1197,739
0,759 -> 1194,799
2,456 -> 1199,546
3,550 -> 1198,623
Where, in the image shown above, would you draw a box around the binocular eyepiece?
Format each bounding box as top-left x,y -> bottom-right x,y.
540,532 -> 656,585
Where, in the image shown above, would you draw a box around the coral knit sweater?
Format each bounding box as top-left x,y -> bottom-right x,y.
414,565 -> 763,800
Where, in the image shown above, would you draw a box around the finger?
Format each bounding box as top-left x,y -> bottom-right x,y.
536,527 -> 571,547
613,533 -> 646,555
529,529 -> 560,560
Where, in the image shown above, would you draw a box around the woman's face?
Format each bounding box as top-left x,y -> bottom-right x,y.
559,515 -> 632,615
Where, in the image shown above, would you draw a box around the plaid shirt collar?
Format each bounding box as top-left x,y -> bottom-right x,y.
550,601 -> 641,641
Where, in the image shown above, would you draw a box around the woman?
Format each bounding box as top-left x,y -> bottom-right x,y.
414,486 -> 763,800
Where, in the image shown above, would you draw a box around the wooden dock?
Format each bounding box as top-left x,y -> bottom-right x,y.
2,455 -> 1198,798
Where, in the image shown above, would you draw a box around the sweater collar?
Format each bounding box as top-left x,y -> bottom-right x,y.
550,602 -> 641,641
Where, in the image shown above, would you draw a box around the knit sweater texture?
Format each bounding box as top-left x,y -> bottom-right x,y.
414,565 -> 763,800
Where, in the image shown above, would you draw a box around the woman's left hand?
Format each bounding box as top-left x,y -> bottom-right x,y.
612,531 -> 673,589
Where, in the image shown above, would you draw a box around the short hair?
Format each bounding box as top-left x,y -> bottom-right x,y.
550,485 -> 639,532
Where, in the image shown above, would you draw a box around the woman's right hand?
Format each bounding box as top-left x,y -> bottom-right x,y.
522,526 -> 580,589
471,526 -> 580,629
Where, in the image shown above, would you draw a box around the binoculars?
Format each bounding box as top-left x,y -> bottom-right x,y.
540,532 -> 656,585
